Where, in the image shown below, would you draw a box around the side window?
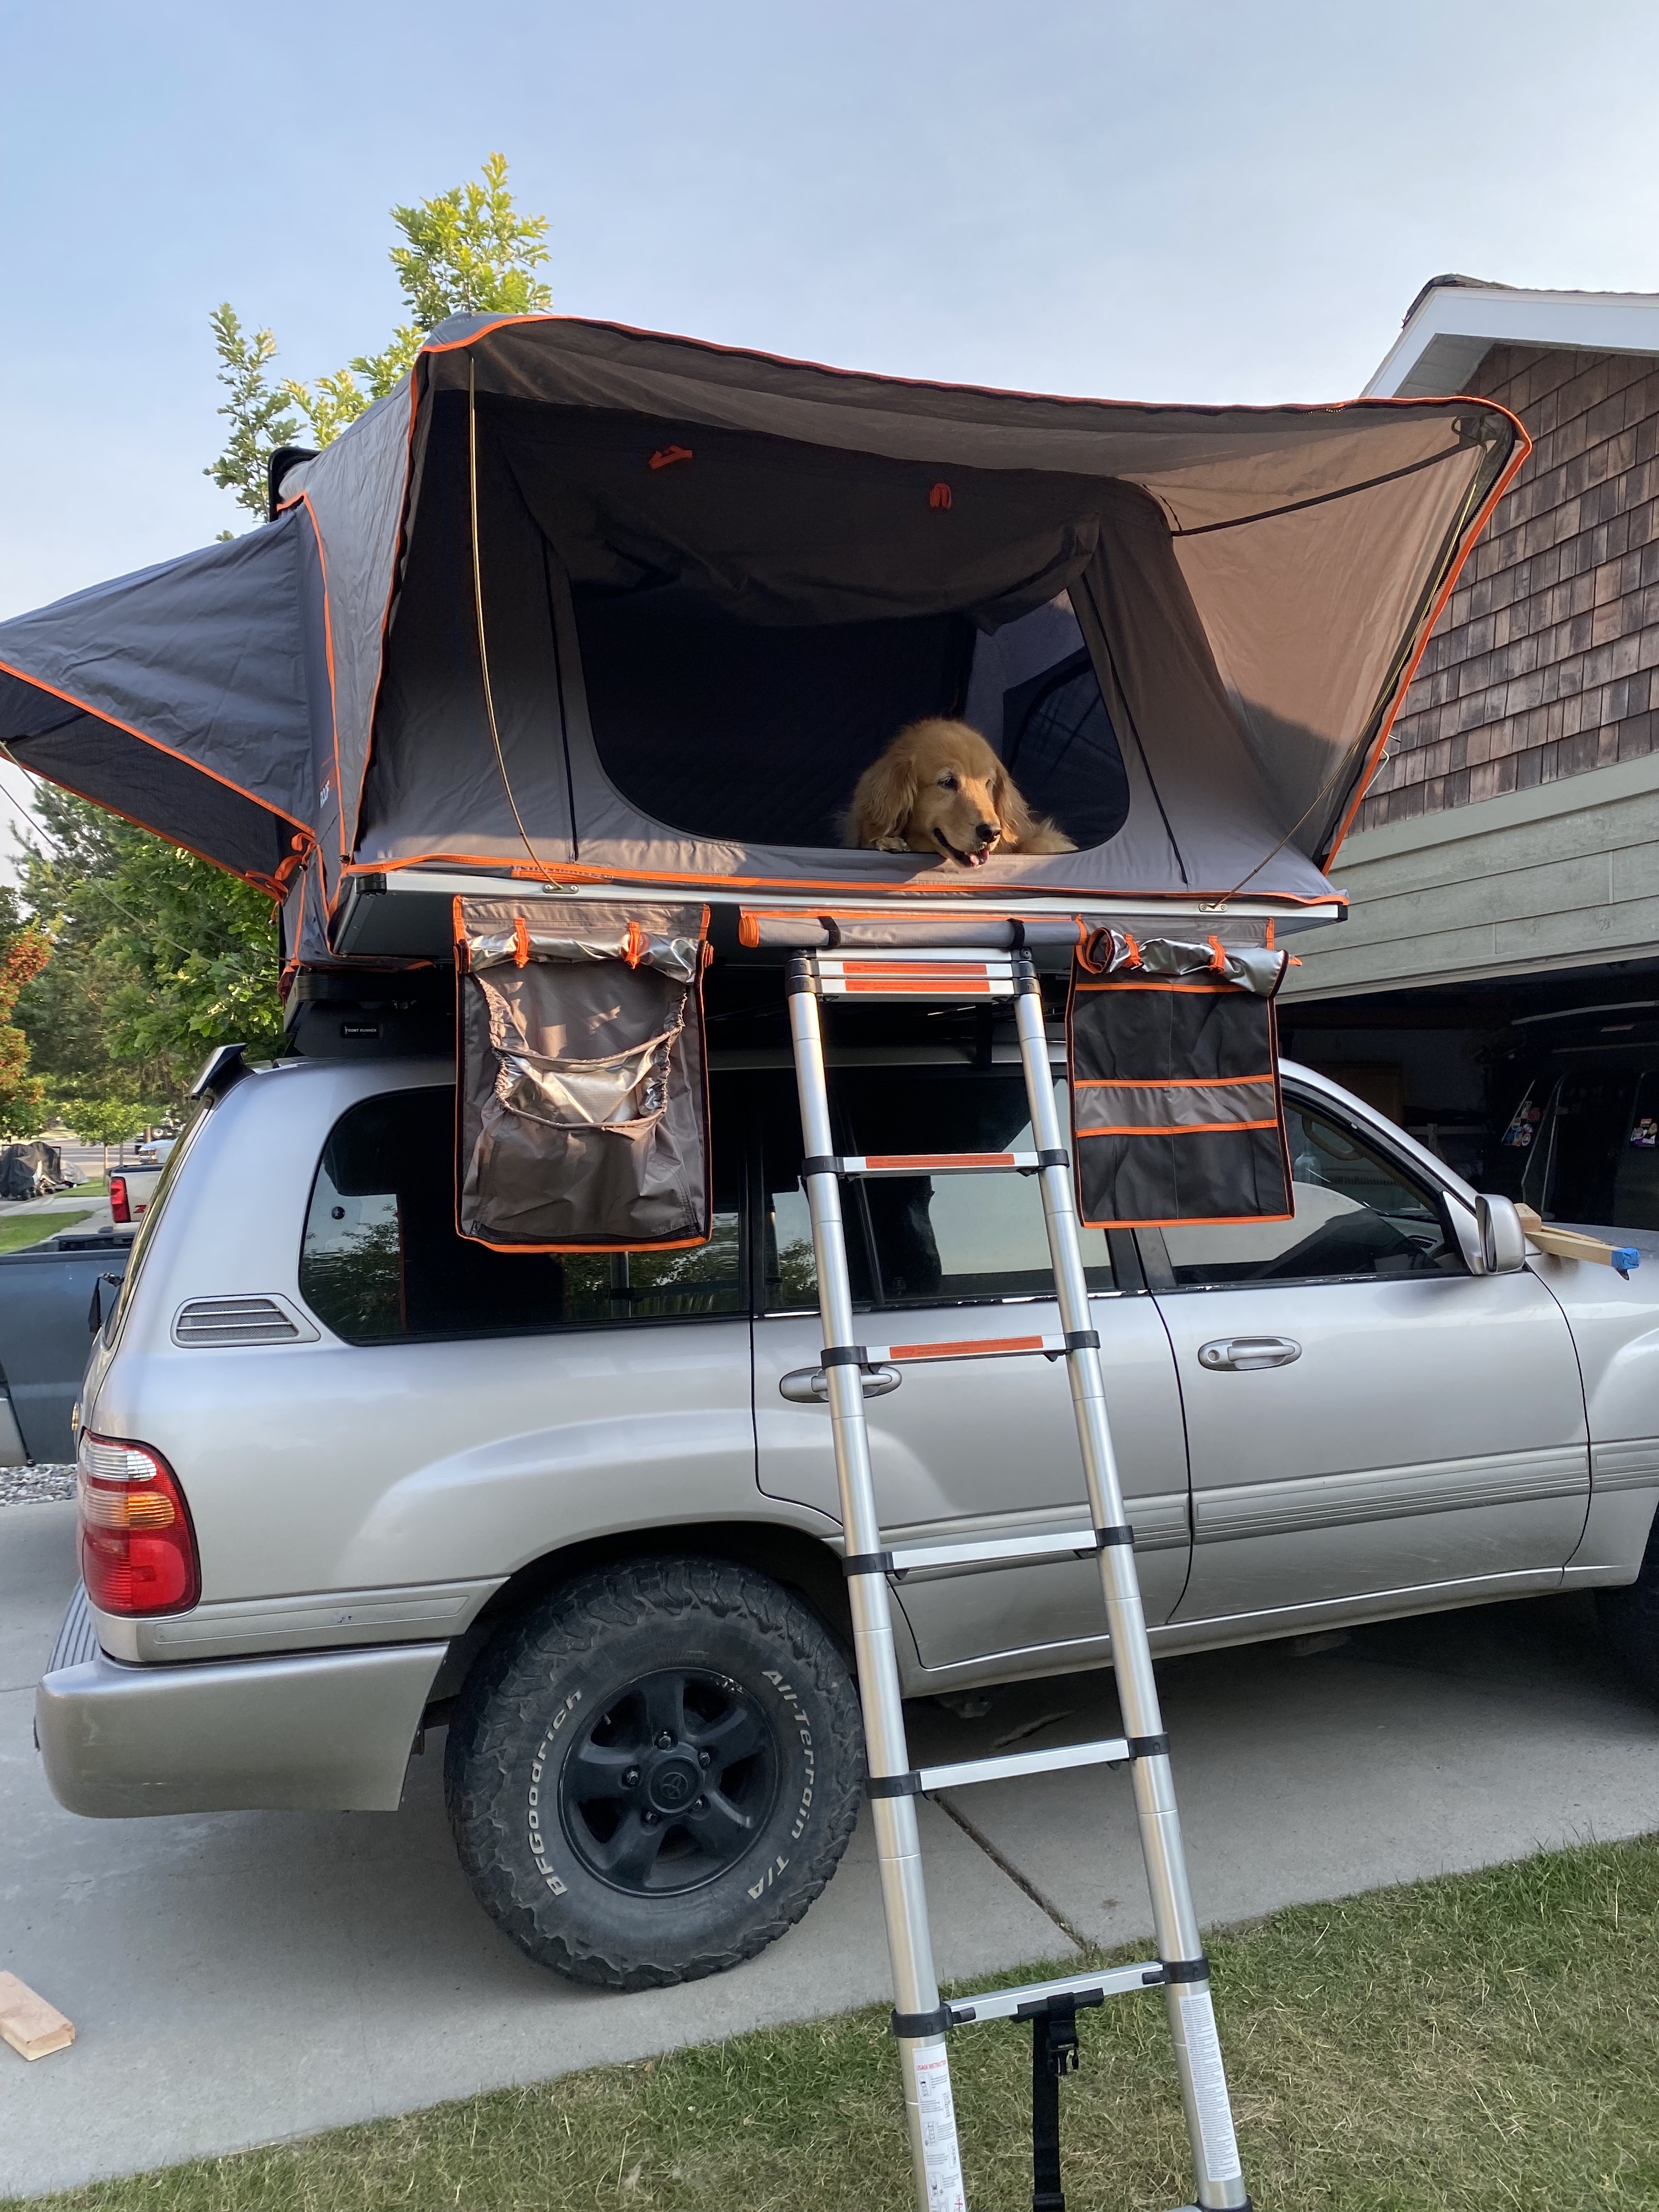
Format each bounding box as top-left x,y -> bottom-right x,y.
963,600 -> 1130,850
301,1083 -> 744,1345
1001,652 -> 1130,851
840,1069 -> 1112,1307
1160,1101 -> 1455,1288
759,1078 -> 872,1312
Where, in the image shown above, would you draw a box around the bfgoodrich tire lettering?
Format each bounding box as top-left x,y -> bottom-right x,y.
444,1557 -> 863,1989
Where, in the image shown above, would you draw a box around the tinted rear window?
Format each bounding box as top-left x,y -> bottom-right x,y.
301,1084 -> 743,1345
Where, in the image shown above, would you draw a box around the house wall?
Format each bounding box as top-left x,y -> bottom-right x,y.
1289,340 -> 1659,1006
1358,342 -> 1659,832
1287,748 -> 1659,999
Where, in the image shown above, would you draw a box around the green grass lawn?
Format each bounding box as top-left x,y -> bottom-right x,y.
0,1210 -> 95,1254
13,1835 -> 1658,2212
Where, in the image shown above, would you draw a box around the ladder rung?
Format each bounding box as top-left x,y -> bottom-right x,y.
820,1150 -> 1045,1177
805,951 -> 1023,1000
864,1331 -> 1068,1363
918,1735 -> 1130,1792
827,978 -> 1020,1001
946,1960 -> 1165,2026
886,1526 -> 1098,1574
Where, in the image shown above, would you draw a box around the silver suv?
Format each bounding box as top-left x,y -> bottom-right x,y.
37,1040 -> 1659,1989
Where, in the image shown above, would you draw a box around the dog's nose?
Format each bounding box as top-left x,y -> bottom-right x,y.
974,822 -> 998,844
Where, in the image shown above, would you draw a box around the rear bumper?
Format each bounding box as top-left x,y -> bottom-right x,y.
36,1631 -> 447,1818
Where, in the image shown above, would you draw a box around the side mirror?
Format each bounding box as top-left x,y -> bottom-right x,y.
1475,1194 -> 1528,1276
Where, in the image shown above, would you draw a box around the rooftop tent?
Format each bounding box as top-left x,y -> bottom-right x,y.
0,314 -> 1528,950
287,317 -> 1528,938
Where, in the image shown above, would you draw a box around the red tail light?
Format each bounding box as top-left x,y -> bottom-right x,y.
78,1435 -> 201,1616
109,1175 -> 130,1223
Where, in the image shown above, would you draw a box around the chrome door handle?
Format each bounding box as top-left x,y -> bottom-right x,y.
779,1364 -> 903,1404
1197,1335 -> 1301,1373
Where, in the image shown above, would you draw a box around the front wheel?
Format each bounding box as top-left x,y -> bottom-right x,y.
444,1556 -> 864,1989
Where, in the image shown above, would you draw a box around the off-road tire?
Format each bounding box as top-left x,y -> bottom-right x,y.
1598,1510 -> 1659,1699
444,1556 -> 863,1989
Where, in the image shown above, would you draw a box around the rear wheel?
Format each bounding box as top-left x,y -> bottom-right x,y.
444,1556 -> 863,1988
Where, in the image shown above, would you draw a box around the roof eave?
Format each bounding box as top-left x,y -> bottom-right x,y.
1366,281 -> 1659,399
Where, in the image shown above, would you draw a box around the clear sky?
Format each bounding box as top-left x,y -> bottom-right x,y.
5,0 -> 1659,626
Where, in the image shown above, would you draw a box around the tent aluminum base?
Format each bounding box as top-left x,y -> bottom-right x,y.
326,864 -> 1335,966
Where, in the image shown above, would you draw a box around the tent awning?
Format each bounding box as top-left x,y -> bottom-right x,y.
0,516 -> 324,888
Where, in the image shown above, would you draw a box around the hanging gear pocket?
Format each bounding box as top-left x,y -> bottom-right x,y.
1067,928 -> 1294,1228
454,897 -> 712,1252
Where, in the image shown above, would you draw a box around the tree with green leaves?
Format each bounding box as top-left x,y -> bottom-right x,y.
14,785 -> 285,1113
0,887 -> 52,1139
207,151 -> 552,512
204,308 -> 301,523
63,1094 -> 150,1178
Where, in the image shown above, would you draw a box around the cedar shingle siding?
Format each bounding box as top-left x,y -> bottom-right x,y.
1358,343 -> 1659,831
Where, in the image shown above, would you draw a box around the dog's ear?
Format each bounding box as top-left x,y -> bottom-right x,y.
849,749 -> 919,849
990,761 -> 1040,850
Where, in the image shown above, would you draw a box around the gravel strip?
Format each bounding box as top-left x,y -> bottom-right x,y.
0,1464 -> 76,1506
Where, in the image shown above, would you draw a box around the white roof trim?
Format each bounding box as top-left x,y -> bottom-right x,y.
1366,282 -> 1659,399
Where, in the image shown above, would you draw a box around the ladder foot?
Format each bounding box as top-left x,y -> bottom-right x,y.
1029,1992 -> 1079,2212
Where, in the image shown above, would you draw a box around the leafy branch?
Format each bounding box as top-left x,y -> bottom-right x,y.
210,151 -> 553,512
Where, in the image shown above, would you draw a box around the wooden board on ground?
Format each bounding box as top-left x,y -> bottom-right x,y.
0,1972 -> 75,2060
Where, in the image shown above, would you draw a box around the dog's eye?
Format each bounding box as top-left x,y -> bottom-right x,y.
937,774 -> 958,791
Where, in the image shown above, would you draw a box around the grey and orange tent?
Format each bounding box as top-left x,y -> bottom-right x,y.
0,314 -> 1524,970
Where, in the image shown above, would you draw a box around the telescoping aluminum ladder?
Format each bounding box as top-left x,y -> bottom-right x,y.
787,943 -> 1250,2212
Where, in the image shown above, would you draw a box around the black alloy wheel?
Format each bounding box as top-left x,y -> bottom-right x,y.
559,1666 -> 780,1895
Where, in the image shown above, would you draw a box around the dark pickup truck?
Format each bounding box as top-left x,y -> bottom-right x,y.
0,1229 -> 132,1466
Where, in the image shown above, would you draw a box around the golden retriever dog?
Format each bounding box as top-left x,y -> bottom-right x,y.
846,718 -> 1074,867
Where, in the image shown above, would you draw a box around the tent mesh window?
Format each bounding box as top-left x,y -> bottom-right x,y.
573,589 -> 1128,854
575,595 -> 975,845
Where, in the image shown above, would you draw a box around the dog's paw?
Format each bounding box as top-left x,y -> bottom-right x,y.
868,835 -> 911,853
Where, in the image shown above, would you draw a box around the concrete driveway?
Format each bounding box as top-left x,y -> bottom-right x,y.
4,1498 -> 1657,2198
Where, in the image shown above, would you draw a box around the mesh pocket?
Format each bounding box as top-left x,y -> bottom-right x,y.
455,898 -> 711,1252
1067,930 -> 1293,1229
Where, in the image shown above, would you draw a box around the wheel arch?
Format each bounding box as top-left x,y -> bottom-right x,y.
423,1519 -> 852,1719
